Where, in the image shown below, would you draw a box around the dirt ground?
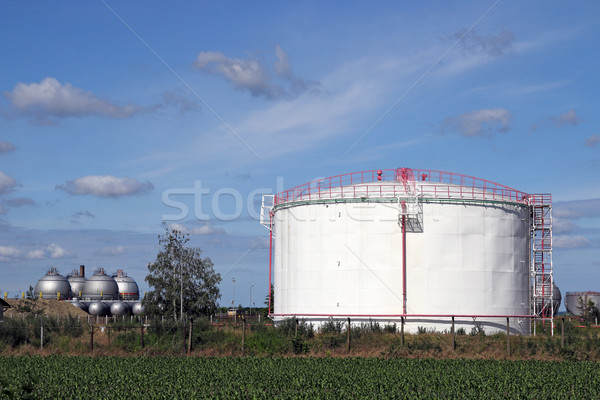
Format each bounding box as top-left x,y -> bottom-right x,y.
3,299 -> 89,318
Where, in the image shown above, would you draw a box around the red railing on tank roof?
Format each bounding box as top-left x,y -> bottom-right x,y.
274,168 -> 538,206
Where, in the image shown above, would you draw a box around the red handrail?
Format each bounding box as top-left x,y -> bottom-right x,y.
274,168 -> 548,206
270,313 -> 534,318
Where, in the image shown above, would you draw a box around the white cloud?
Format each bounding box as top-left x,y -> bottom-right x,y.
0,170 -> 17,194
554,198 -> 600,219
194,45 -> 319,99
189,224 -> 226,236
553,235 -> 591,249
585,135 -> 600,148
0,197 -> 36,214
162,89 -> 201,115
168,222 -> 226,236
0,246 -> 23,261
443,108 -> 512,137
552,217 -> 579,234
195,51 -> 277,98
71,210 -> 95,222
26,243 -> 75,259
553,109 -> 580,127
56,175 -> 153,198
4,77 -> 142,123
0,141 -> 16,154
95,245 -> 126,256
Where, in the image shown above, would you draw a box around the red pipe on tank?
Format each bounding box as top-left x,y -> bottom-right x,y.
268,214 -> 273,316
401,201 -> 407,314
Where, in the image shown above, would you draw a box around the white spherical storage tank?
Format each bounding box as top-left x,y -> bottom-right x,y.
263,168 -> 553,335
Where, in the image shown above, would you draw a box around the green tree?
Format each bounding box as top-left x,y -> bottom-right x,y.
578,296 -> 600,319
25,285 -> 35,300
264,283 -> 274,315
144,224 -> 221,319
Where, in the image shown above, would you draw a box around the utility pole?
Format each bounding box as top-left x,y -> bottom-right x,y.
232,278 -> 236,309
250,285 -> 254,315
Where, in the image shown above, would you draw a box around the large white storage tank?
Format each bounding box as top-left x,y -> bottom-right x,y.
265,168 -> 552,335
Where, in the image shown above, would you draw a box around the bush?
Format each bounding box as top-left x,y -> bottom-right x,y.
276,318 -> 314,338
244,328 -> 288,355
469,322 -> 485,337
407,336 -> 442,352
0,318 -> 29,347
321,334 -> 344,349
291,335 -> 309,354
320,319 -> 344,334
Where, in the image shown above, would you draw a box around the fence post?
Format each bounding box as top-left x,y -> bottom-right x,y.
401,317 -> 405,346
506,317 -> 510,357
140,321 -> 145,349
188,319 -> 193,355
242,316 -> 246,354
294,318 -> 298,337
40,319 -> 44,350
561,318 -> 565,348
182,318 -> 187,354
451,316 -> 455,351
347,317 -> 351,353
90,324 -> 94,352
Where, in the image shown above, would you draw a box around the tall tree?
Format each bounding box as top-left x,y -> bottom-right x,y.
144,224 -> 221,319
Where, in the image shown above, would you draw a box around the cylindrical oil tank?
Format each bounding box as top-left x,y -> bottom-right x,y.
110,301 -> 130,316
88,301 -> 109,316
67,270 -> 86,299
565,291 -> 600,316
269,168 -> 537,335
82,268 -> 119,300
132,302 -> 145,315
34,267 -> 72,300
113,269 -> 139,300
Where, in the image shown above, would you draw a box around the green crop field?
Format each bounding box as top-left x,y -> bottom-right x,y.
1,356 -> 598,399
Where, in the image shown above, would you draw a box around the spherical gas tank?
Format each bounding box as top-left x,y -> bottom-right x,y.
113,270 -> 140,300
553,283 -> 562,315
88,301 -> 109,316
34,268 -> 72,300
68,274 -> 86,299
71,301 -> 89,313
82,268 -> 119,300
132,302 -> 145,315
110,301 -> 130,316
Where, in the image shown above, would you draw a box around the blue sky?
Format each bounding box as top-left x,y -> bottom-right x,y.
0,1 -> 598,311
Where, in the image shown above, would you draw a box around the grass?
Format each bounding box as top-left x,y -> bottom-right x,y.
2,315 -> 600,361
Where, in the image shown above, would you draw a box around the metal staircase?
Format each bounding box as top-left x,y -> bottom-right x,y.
530,194 -> 553,333
396,168 -> 423,233
260,195 -> 274,230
